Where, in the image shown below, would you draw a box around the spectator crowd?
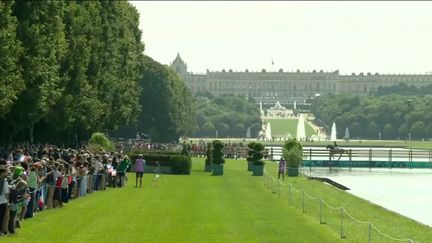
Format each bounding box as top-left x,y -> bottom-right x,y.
0,144 -> 132,237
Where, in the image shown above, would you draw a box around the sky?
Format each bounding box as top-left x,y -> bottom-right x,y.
130,1 -> 432,75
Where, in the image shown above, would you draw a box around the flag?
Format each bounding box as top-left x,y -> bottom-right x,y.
38,190 -> 44,210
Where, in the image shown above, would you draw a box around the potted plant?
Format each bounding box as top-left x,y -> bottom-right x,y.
205,142 -> 212,172
212,140 -> 225,175
251,142 -> 265,176
246,142 -> 256,171
282,139 -> 304,177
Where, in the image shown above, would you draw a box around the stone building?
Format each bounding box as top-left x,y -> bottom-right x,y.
170,53 -> 432,105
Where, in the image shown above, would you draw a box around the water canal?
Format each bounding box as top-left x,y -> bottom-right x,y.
266,145 -> 432,226
304,167 -> 432,227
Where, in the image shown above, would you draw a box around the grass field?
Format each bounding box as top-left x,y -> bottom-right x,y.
263,118 -> 317,138
264,164 -> 432,243
7,159 -> 431,242
8,159 -> 342,243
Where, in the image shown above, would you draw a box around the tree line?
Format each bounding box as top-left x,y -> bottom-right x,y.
192,92 -> 261,138
0,1 -> 196,145
311,83 -> 432,140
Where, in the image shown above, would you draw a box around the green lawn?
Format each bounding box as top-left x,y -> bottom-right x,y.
8,159 -> 342,243
263,118 -> 317,138
8,159 -> 430,242
264,163 -> 432,243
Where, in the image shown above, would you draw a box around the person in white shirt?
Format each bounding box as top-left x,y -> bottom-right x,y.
0,166 -> 10,236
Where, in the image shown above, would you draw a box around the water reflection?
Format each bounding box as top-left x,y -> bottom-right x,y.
304,168 -> 432,227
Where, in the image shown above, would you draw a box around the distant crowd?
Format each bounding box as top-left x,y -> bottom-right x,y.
190,142 -> 254,159
0,144 -> 132,237
112,138 -> 182,154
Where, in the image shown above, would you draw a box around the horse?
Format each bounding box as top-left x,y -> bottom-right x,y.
326,145 -> 349,161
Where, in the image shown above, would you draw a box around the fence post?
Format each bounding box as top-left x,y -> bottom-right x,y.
319,198 -> 323,224
389,149 -> 392,162
349,149 -> 352,161
266,172 -> 269,189
340,208 -> 344,238
277,180 -> 280,199
429,151 -> 432,169
309,148 -> 312,174
369,148 -> 372,162
302,190 -> 305,213
270,176 -> 273,192
368,222 -> 372,243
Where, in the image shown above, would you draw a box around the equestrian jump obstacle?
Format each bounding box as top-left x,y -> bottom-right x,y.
266,146 -> 432,169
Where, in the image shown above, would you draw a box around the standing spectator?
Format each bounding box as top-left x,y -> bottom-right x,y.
110,156 -> 118,188
79,163 -> 88,197
52,163 -> 64,208
278,158 -> 287,181
24,164 -> 40,218
134,154 -> 146,188
45,162 -> 56,209
0,166 -> 10,236
8,179 -> 27,234
117,155 -> 131,187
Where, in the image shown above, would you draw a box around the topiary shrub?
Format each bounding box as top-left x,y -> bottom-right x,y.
205,142 -> 212,165
283,139 -> 303,168
128,153 -> 191,175
181,142 -> 191,156
246,142 -> 256,161
283,139 -> 304,176
212,140 -> 225,165
252,142 -> 265,166
212,140 -> 225,175
205,142 -> 213,172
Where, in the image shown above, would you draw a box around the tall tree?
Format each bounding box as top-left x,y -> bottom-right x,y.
0,1 -> 23,118
135,56 -> 195,142
8,0 -> 67,142
43,1 -> 104,143
97,1 -> 144,131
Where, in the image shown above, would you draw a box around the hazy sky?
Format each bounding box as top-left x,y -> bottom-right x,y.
130,1 -> 432,75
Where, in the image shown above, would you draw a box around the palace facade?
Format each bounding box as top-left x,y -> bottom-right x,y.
170,53 -> 432,105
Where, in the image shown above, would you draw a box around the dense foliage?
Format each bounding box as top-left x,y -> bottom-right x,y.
112,55 -> 196,142
128,153 -> 191,175
88,132 -> 113,152
311,88 -> 432,140
250,142 -> 265,166
205,142 -> 212,166
375,82 -> 432,96
0,1 -> 144,144
282,139 -> 303,168
211,140 -> 225,165
193,93 -> 261,137
0,1 -> 195,145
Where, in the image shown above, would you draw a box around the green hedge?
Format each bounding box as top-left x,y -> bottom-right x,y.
129,153 -> 191,175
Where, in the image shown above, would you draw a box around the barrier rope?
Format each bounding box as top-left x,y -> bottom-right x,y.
263,168 -> 415,242
370,223 -> 414,242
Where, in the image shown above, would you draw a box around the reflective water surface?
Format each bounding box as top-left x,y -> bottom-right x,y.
304,168 -> 432,227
